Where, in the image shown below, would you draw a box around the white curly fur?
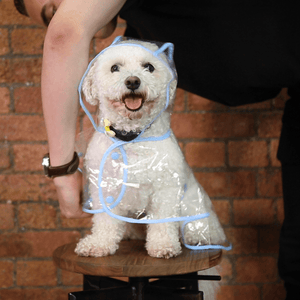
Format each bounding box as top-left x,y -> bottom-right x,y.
75,41 -> 226,259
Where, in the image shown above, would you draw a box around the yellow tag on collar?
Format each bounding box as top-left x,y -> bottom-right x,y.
104,119 -> 116,137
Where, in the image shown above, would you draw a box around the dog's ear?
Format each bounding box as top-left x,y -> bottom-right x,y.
82,64 -> 99,105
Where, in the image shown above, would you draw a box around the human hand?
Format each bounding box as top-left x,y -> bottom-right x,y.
53,171 -> 91,219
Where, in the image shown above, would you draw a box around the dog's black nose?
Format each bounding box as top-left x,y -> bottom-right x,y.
125,76 -> 141,91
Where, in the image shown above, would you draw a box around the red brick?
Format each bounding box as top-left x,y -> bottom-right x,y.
17,260 -> 57,286
195,171 -> 256,198
273,88 -> 289,109
258,169 -> 283,197
13,144 -> 48,171
225,228 -> 258,255
0,87 -> 10,113
236,256 -> 278,283
195,172 -> 227,198
173,88 -> 185,112
188,93 -> 226,111
258,113 -> 283,138
61,269 -> 83,286
2,289 -> 43,300
11,28 -> 46,55
0,203 -> 14,230
259,227 -> 280,254
233,100 -> 272,110
0,59 -> 10,83
0,260 -> 14,288
212,200 -> 230,225
277,198 -> 284,224
13,58 -> 43,83
0,290 -> 23,300
227,171 -> 256,197
228,140 -> 268,167
171,113 -> 255,139
185,142 -> 225,168
0,0 -> 34,25
0,174 -> 57,201
216,285 -> 260,300
95,27 -> 126,53
233,199 -> 275,226
0,143 -> 10,169
18,203 -> 57,229
0,288 -> 80,300
14,86 -> 43,114
0,58 -> 42,84
263,283 -> 286,300
216,256 -> 232,281
0,115 -> 47,141
0,233 -> 32,257
270,139 -> 281,167
0,231 -> 80,258
61,217 -> 92,228
0,28 -> 9,55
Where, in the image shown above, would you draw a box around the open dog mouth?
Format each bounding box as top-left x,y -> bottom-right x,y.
122,93 -> 145,112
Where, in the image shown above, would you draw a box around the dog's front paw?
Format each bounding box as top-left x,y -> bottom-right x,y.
147,241 -> 182,259
146,223 -> 182,259
74,235 -> 119,257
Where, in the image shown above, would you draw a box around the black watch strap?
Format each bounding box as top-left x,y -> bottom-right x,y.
42,152 -> 79,178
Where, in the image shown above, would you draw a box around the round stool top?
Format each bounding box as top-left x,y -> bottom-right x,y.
53,240 -> 222,277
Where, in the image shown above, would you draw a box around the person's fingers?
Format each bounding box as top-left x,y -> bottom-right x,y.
59,198 -> 91,218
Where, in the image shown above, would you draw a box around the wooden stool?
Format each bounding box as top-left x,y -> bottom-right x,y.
53,240 -> 222,300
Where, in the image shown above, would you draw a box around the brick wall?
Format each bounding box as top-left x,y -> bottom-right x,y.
0,0 -> 288,299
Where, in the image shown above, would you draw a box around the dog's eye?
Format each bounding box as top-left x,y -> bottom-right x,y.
143,63 -> 155,73
111,64 -> 120,73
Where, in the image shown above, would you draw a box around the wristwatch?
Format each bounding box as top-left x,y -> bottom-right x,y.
42,152 -> 79,178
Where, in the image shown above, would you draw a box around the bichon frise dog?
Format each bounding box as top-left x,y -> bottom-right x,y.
75,38 -> 227,259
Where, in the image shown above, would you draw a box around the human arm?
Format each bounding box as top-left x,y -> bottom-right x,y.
41,0 -> 126,218
94,15 -> 118,39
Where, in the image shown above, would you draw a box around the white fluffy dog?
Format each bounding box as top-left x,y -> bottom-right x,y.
75,39 -> 226,259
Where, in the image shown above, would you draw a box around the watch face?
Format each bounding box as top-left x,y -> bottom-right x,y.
42,155 -> 50,177
43,166 -> 49,176
42,157 -> 50,167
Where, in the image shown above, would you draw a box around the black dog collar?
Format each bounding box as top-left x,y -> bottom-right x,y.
110,126 -> 140,141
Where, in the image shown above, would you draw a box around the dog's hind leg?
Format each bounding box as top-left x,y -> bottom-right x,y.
74,212 -> 126,257
181,177 -> 226,247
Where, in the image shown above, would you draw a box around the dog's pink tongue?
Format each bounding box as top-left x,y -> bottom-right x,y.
124,97 -> 143,110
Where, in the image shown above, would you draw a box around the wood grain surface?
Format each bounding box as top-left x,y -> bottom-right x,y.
53,240 -> 222,277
